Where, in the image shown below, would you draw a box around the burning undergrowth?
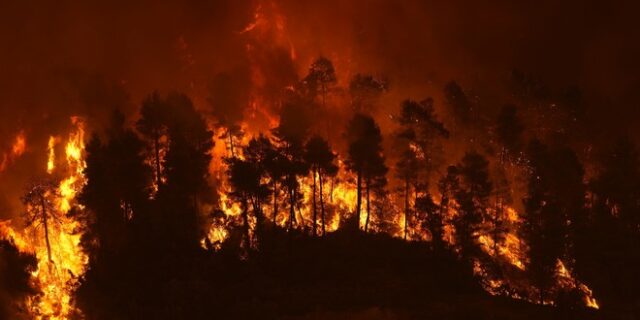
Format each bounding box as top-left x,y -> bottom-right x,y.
2,0 -> 639,318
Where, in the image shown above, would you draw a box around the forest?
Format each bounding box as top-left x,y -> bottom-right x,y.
1,1 -> 639,319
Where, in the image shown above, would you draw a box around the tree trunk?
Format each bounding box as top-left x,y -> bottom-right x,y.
404,177 -> 409,240
320,172 -> 326,236
242,196 -> 250,247
272,180 -> 278,225
365,178 -> 371,232
356,171 -> 362,231
437,195 -> 448,249
330,177 -> 335,203
40,195 -> 53,264
493,199 -> 501,257
312,167 -> 317,236
288,185 -> 296,231
253,198 -> 263,248
154,130 -> 161,188
228,130 -> 235,157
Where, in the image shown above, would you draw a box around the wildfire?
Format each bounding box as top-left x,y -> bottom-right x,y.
0,117 -> 88,319
0,131 -> 27,172
47,136 -> 58,174
556,260 -> 600,309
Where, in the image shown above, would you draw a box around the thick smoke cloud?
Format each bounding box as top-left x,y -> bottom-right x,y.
0,0 -> 638,219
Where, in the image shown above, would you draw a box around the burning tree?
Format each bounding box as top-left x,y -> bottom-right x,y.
226,154 -> 268,250
589,137 -> 640,307
21,179 -> 61,264
207,71 -> 249,157
137,92 -> 169,189
395,98 -> 449,240
345,113 -> 387,232
522,139 -> 586,304
452,151 -> 493,263
304,136 -> 338,236
302,56 -> 337,109
272,98 -> 311,231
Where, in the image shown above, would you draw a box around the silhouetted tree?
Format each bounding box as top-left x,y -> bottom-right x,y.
160,93 -> 214,249
453,152 -> 492,262
21,179 -> 59,263
345,113 -> 387,231
589,137 -> 640,307
303,57 -> 337,108
207,71 -> 249,157
226,151 -> 269,249
242,135 -> 278,240
396,148 -> 419,240
79,110 -> 151,259
438,166 -> 460,246
349,73 -> 387,113
273,100 -> 311,230
364,156 -> 388,232
496,104 -> 524,162
395,98 -> 449,239
522,140 -> 584,304
489,169 -> 510,258
0,239 -> 37,319
444,81 -> 471,124
137,92 -> 168,188
417,193 -> 442,249
304,136 -> 338,236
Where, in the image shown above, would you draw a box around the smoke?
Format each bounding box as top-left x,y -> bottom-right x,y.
0,0 -> 638,218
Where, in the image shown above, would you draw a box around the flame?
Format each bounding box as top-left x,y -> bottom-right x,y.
555,260 -> 599,309
0,131 -> 27,172
47,136 -> 58,174
1,117 -> 88,319
12,132 -> 26,156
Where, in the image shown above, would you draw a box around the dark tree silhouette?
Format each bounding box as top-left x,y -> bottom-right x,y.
349,73 -> 387,113
304,136 -> 338,236
0,239 -> 38,319
522,140 -> 558,304
136,92 -> 168,188
345,113 -> 387,232
589,137 -> 640,307
226,153 -> 268,249
160,93 -> 214,248
21,179 -> 60,263
438,166 -> 460,247
207,71 -> 249,157
76,110 -> 152,271
242,134 -> 277,241
303,57 -> 337,108
444,81 -> 471,124
453,151 -> 492,262
521,140 -> 584,304
395,98 -> 449,239
272,100 -> 311,230
496,104 -> 524,162
417,193 -> 442,249
396,147 -> 419,240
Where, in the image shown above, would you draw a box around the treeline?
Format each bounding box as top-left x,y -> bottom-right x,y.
3,57 -> 639,318
75,58 -> 640,316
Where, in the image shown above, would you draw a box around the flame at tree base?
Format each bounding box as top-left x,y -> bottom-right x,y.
0,117 -> 88,319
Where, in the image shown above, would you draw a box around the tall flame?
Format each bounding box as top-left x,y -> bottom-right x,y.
1,117 -> 88,319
